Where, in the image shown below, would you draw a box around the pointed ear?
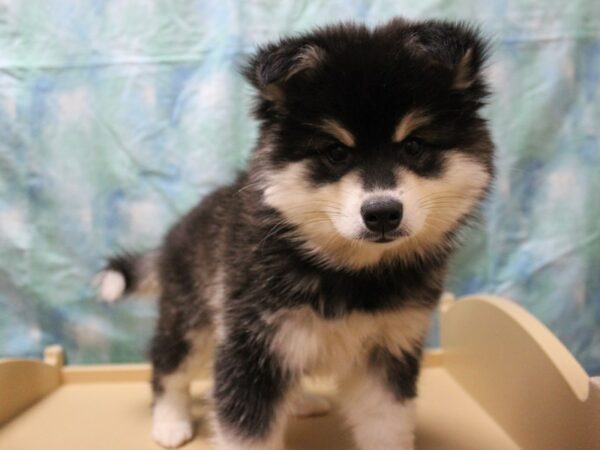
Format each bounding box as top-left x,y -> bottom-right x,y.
453,48 -> 477,90
406,21 -> 490,92
244,40 -> 326,103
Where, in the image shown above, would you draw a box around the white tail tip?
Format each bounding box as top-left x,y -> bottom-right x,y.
94,270 -> 126,303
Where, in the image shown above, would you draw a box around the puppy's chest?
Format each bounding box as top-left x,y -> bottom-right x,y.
266,306 -> 432,375
269,259 -> 440,316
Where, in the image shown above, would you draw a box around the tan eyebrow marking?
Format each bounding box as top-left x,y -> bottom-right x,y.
318,119 -> 355,147
393,110 -> 431,143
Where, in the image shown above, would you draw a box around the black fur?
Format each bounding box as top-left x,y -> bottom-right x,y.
213,328 -> 291,438
370,346 -> 423,400
105,18 -> 494,447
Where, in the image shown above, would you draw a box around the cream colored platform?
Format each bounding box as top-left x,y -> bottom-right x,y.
1,295 -> 599,450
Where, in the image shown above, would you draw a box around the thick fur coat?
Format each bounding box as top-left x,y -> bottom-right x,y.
97,18 -> 494,450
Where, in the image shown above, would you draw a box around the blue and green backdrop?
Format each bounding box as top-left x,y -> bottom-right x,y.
0,0 -> 599,374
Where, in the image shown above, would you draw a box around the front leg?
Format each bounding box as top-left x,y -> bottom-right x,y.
212,328 -> 295,450
340,346 -> 422,450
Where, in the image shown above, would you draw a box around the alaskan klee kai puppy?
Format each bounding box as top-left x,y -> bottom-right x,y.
97,18 -> 494,450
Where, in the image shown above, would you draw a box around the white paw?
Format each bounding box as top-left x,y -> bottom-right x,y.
152,420 -> 193,448
292,392 -> 331,417
94,270 -> 126,303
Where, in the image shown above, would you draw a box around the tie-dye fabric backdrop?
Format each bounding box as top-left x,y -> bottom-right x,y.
0,0 -> 599,373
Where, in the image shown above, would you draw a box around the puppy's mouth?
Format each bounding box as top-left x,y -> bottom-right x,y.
360,228 -> 409,244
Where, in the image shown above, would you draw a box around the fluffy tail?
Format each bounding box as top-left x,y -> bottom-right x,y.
94,250 -> 161,303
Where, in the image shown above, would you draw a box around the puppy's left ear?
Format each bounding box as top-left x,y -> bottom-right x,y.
244,39 -> 325,103
449,27 -> 489,92
406,21 -> 490,93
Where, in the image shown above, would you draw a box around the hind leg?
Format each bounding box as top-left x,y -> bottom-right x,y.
151,326 -> 212,448
151,329 -> 193,449
152,368 -> 193,448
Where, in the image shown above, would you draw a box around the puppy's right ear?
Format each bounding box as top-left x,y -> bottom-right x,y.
244,40 -> 326,104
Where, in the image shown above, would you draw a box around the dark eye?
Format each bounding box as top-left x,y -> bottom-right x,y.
402,138 -> 423,157
324,144 -> 350,165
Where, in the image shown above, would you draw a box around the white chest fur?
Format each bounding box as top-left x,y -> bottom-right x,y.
265,306 -> 432,375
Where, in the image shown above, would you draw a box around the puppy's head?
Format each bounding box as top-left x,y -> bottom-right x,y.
245,19 -> 494,269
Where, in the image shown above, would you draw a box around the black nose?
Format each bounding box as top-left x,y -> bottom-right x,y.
361,199 -> 403,233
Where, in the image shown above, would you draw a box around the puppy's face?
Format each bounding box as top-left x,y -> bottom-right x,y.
247,20 -> 494,268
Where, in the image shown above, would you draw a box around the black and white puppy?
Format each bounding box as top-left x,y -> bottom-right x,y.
97,18 -> 494,450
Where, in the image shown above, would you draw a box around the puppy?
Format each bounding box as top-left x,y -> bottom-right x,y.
97,18 -> 494,450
